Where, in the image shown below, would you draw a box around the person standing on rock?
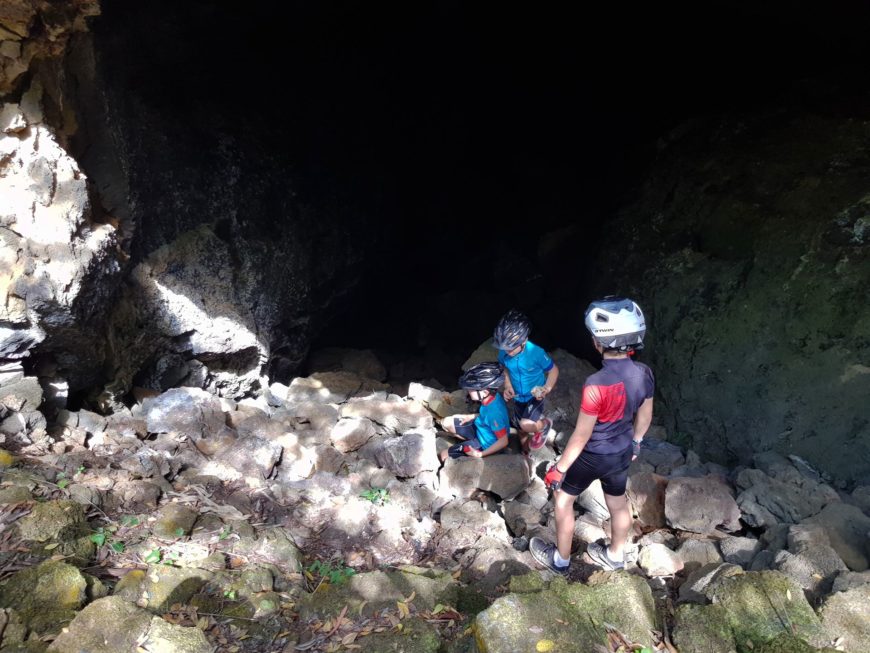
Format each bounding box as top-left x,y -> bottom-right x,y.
530,297 -> 654,574
493,309 -> 559,452
439,362 -> 512,461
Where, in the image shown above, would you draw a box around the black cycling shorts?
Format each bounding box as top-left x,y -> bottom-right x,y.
512,397 -> 545,424
561,445 -> 633,496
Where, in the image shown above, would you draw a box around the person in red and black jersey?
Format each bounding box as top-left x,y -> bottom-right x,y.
530,297 -> 654,574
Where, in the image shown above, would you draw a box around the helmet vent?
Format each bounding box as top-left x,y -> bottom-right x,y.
595,313 -> 609,323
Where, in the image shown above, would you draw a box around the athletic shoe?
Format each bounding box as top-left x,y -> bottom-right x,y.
586,541 -> 625,571
528,418 -> 551,450
529,536 -> 569,575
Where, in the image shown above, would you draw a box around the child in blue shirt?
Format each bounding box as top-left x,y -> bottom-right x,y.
439,362 -> 511,461
494,310 -> 559,451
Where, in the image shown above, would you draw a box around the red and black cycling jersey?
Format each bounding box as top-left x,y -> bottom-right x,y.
580,357 -> 654,454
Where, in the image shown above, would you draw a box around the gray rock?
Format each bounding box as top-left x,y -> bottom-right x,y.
637,437 -> 685,475
575,478 -> 610,522
818,584 -> 870,651
850,485 -> 870,513
142,388 -> 225,440
773,544 -> 847,597
676,538 -> 723,571
665,475 -> 741,533
202,435 -> 282,485
373,429 -> 439,478
804,502 -> 870,571
407,382 -> 466,418
330,416 -> 376,452
503,500 -> 544,537
144,616 -> 212,653
719,535 -> 761,567
638,542 -> 684,576
340,397 -> 433,435
0,411 -> 25,436
440,453 -> 530,501
831,570 -> 870,593
0,376 -> 42,412
440,499 -> 510,549
736,466 -> 839,528
286,371 -> 389,405
678,562 -> 744,604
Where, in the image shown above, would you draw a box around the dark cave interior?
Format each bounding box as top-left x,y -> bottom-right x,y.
92,0 -> 870,387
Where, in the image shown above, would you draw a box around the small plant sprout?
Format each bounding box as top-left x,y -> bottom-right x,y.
359,487 -> 389,505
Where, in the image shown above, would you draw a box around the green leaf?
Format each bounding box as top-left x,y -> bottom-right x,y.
77,465 -> 85,474
110,541 -> 125,553
121,516 -> 140,527
56,472 -> 66,479
218,525 -> 232,541
174,527 -> 185,537
144,549 -> 162,564
57,479 -> 69,489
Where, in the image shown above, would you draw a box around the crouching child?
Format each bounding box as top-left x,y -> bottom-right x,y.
439,362 -> 511,461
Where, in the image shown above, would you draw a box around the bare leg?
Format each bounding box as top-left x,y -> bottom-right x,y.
603,492 -> 631,558
554,489 -> 576,560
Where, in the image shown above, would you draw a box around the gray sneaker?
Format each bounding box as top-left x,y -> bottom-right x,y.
529,536 -> 569,575
586,541 -> 625,571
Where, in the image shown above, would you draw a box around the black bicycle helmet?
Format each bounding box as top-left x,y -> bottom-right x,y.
492,309 -> 531,351
458,362 -> 505,390
584,296 -> 646,352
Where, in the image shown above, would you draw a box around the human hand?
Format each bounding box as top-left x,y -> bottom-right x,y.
503,385 -> 515,401
632,439 -> 642,461
531,385 -> 549,400
460,415 -> 475,425
544,464 -> 564,491
465,446 -> 483,458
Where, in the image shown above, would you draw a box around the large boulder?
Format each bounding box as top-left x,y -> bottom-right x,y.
307,347 -> 387,381
672,571 -> 829,652
439,454 -> 530,500
0,560 -> 87,635
340,398 -> 433,435
627,471 -> 668,529
475,573 -> 657,653
665,475 -> 741,534
372,429 -> 439,478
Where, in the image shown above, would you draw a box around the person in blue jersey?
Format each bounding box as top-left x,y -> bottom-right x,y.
529,297 -> 654,575
493,310 -> 559,452
439,362 -> 511,461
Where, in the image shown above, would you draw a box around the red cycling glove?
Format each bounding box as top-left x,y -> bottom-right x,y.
544,465 -> 565,491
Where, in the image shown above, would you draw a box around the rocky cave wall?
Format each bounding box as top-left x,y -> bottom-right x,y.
593,109 -> 870,486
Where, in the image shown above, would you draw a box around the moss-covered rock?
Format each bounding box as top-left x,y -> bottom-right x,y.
0,485 -> 32,504
299,569 -> 458,621
150,503 -> 199,540
46,596 -> 153,653
673,571 -> 830,653
114,565 -> 213,613
15,499 -> 95,565
756,633 -> 839,653
474,572 -> 656,653
0,560 -> 86,635
508,571 -> 546,594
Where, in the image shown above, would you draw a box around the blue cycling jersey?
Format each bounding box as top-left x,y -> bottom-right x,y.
498,340 -> 554,402
474,393 -> 510,450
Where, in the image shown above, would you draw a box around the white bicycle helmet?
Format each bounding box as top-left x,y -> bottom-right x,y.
584,296 -> 646,352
